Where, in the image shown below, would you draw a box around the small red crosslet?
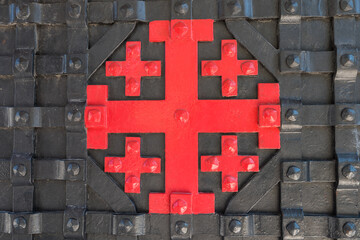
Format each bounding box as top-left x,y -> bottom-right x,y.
106,41 -> 161,96
201,135 -> 259,192
104,137 -> 161,193
201,39 -> 258,97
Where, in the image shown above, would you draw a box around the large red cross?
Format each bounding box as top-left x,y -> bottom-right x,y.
85,19 -> 280,214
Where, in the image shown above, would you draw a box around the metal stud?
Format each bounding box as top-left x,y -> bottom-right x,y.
343,222 -> 356,237
342,164 -> 357,179
229,219 -> 242,234
13,217 -> 27,229
286,55 -> 300,68
119,218 -> 133,233
341,108 -> 356,122
285,109 -> 299,122
286,221 -> 300,236
13,164 -> 27,177
175,221 -> 189,235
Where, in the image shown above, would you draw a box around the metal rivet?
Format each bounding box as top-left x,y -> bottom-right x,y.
13,164 -> 27,177
68,3 -> 81,18
340,54 -> 355,67
67,111 -> 82,122
342,164 -> 357,179
119,4 -> 134,18
13,217 -> 27,229
286,221 -> 300,236
66,218 -> 80,232
229,219 -> 242,234
343,222 -> 356,237
227,0 -> 241,15
16,4 -> 30,20
340,0 -> 354,11
286,166 -> 301,180
172,199 -> 188,214
15,57 -> 29,72
286,55 -> 300,68
15,111 -> 29,123
285,109 -> 299,122
341,108 -> 356,122
174,1 -> 189,15
175,221 -> 189,235
119,218 -> 133,233
174,109 -> 190,123
263,108 -> 278,124
67,163 -> 80,176
69,58 -> 82,70
284,0 -> 299,13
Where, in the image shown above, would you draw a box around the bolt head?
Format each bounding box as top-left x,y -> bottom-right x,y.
15,57 -> 29,72
223,175 -> 237,191
263,108 -> 278,124
174,109 -> 190,123
119,218 -> 133,233
15,111 -> 29,123
68,110 -> 82,122
126,78 -> 140,94
144,62 -> 159,75
175,221 -> 189,235
227,0 -> 242,15
241,61 -> 257,75
343,222 -> 356,237
206,156 -> 220,171
16,4 -> 30,20
286,221 -> 300,236
107,157 -> 122,171
341,108 -> 356,122
13,217 -> 27,229
119,3 -> 134,18
174,1 -> 189,15
87,109 -> 102,123
286,54 -> 300,68
172,21 -> 189,38
285,109 -> 299,122
172,199 -> 188,214
223,138 -> 237,154
67,163 -> 80,176
229,219 -> 242,234
126,140 -> 140,154
340,54 -> 355,67
223,43 -> 236,57
143,159 -> 158,173
223,79 -> 237,96
107,62 -> 122,76
13,164 -> 27,177
340,0 -> 354,11
241,157 -> 257,171
284,0 -> 299,13
286,166 -> 301,180
69,58 -> 82,70
204,62 -> 219,75
66,218 -> 80,232
125,175 -> 140,191
68,3 -> 81,18
342,164 -> 357,179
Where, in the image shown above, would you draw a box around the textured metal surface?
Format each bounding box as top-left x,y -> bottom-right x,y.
0,0 -> 359,239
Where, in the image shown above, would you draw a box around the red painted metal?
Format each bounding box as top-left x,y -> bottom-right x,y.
85,19 -> 281,214
201,135 -> 259,192
106,41 -> 161,96
104,137 -> 161,193
201,39 -> 258,97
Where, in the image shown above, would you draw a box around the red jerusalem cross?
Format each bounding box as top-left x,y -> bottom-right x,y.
106,41 -> 161,96
85,19 -> 281,214
202,39 -> 258,97
105,137 -> 161,193
201,135 -> 259,192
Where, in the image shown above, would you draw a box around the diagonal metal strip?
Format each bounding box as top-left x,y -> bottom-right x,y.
225,19 -> 283,82
87,22 -> 136,79
225,151 -> 281,214
86,157 -> 136,213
